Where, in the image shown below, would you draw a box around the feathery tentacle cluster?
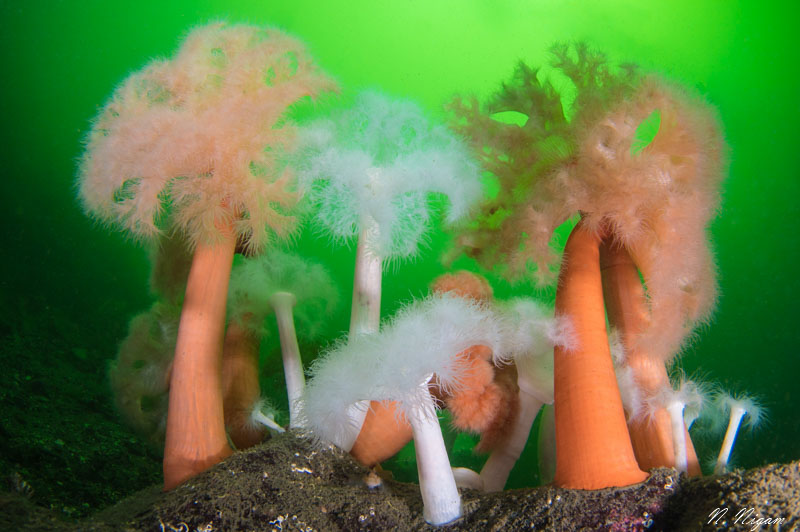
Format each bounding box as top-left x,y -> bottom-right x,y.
297,90 -> 483,260
300,294 -> 503,448
79,22 -> 337,252
450,44 -> 726,360
227,249 -> 338,338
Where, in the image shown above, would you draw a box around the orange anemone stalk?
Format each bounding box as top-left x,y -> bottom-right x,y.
448,45 -> 725,488
348,271 -> 494,468
350,402 -> 414,467
77,22 -> 336,489
163,223 -> 236,489
600,238 -> 701,476
553,220 -> 647,489
221,318 -> 266,450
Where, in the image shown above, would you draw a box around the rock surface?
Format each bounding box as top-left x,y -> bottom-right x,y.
3,432 -> 798,531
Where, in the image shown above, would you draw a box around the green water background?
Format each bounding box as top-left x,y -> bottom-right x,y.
1,0 -> 797,515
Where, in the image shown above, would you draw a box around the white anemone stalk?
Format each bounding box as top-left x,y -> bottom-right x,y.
268,291 -> 304,425
712,391 -> 764,475
296,90 -> 483,444
451,298 -> 574,492
297,92 -> 483,336
648,378 -> 707,473
228,250 -> 338,429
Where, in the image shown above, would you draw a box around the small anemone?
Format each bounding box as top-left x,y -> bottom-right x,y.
227,249 -> 339,339
711,389 -> 766,475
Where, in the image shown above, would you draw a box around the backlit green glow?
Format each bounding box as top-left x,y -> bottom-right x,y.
631,109 -> 661,156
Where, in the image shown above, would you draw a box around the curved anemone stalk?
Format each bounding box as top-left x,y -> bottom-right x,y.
600,238 -> 701,475
451,295 -> 565,493
477,386 -> 545,492
221,318 -> 266,449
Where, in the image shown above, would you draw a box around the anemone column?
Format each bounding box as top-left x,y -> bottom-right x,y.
552,221 -> 647,489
